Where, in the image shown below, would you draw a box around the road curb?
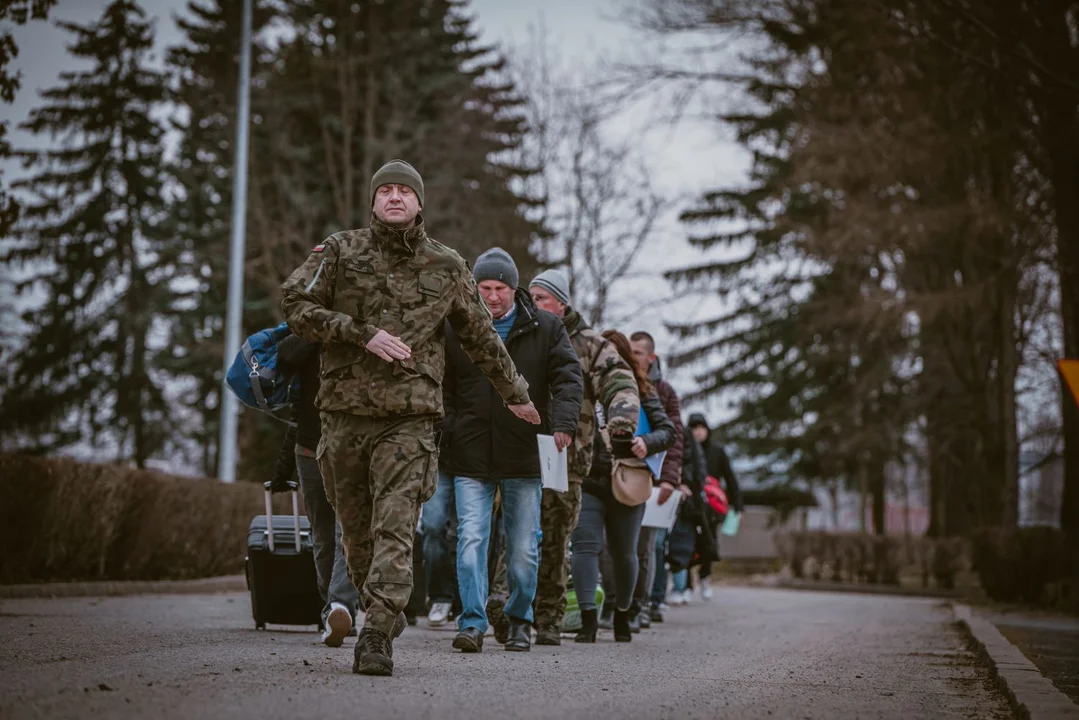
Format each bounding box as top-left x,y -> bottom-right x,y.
954,603 -> 1079,719
0,574 -> 247,599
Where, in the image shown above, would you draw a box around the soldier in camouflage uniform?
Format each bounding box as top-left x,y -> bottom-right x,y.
526,269 -> 640,645
280,159 -> 541,677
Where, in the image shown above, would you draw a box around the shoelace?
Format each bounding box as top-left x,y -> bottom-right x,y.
362,630 -> 391,657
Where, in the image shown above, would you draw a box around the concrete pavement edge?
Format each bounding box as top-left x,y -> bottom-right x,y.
953,603 -> 1079,720
0,574 -> 247,599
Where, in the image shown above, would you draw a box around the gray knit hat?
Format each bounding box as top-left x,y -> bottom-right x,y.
473,247 -> 519,289
371,159 -> 424,207
529,268 -> 570,306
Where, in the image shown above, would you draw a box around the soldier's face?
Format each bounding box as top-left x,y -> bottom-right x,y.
530,286 -> 566,317
478,280 -> 515,319
373,183 -> 421,227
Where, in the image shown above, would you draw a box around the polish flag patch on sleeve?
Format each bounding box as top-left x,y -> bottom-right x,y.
312,243 -> 325,253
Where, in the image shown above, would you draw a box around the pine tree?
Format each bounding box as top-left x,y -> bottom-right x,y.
161,0 -> 274,476
260,0 -> 543,270
0,0 -> 172,467
0,0 -> 57,237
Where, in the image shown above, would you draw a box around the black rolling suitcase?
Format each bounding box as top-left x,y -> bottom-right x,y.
245,481 -> 324,630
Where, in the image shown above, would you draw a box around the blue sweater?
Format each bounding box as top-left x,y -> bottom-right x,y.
493,303 -> 518,341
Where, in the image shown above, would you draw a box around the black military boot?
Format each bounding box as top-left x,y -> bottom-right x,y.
486,596 -> 510,644
352,612 -> 407,676
535,626 -> 561,646
504,620 -> 532,652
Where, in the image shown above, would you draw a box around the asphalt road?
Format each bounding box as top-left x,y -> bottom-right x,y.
1,586 -> 1009,719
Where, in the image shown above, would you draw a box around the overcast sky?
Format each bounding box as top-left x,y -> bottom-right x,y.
2,0 -> 751,424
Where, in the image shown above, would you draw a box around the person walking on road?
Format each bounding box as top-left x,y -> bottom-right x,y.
570,330 -> 676,643
442,250 -> 584,654
269,333 -> 360,648
687,413 -> 743,600
280,160 -> 540,677
526,269 -> 641,646
628,332 -> 684,630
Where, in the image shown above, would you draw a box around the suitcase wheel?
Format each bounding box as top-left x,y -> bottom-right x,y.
256,622 -> 265,630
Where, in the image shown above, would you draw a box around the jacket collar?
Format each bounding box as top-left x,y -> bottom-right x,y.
563,306 -> 588,336
505,287 -> 540,342
371,214 -> 427,256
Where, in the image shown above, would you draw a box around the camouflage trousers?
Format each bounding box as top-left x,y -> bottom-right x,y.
491,477 -> 582,631
317,412 -> 439,636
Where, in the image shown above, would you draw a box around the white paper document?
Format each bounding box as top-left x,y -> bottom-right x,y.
641,486 -> 681,529
537,434 -> 569,493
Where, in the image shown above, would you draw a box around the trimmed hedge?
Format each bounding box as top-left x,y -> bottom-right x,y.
773,531 -> 968,589
970,526 -> 1070,606
0,453 -> 293,584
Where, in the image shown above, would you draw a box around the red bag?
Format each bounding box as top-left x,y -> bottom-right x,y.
703,476 -> 729,516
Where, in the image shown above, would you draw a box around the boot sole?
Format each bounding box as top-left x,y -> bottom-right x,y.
504,643 -> 531,652
353,656 -> 393,676
534,637 -> 561,646
452,636 -> 483,653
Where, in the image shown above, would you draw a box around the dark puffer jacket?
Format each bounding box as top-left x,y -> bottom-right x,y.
583,390 -> 677,499
441,289 -> 584,482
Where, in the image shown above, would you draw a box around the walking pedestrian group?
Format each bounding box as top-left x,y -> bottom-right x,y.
269,159 -> 741,676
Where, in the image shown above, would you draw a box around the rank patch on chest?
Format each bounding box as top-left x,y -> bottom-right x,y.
346,260 -> 375,274
418,276 -> 443,297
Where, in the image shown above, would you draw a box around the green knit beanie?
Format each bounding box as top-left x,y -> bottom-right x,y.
370,159 -> 424,207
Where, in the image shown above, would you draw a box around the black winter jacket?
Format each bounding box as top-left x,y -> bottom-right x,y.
441,289 -> 584,482
271,334 -> 321,487
583,390 -> 677,498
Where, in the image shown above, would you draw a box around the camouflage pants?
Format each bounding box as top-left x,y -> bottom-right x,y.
317,412 -> 438,636
524,479 -> 583,631
489,480 -> 583,631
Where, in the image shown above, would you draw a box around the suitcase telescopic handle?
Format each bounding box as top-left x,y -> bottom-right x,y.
262,482 -> 302,553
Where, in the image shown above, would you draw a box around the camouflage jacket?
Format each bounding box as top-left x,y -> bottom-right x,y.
563,308 -> 639,477
280,217 -> 530,417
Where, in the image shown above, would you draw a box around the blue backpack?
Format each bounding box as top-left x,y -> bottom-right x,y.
225,322 -> 300,421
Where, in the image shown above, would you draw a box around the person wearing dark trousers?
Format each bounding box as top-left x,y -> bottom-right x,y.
271,334 -> 360,647
687,413 -> 743,600
628,332 -> 684,631
570,331 -> 676,644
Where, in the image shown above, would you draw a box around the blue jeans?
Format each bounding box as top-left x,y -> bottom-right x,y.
454,476 -> 542,632
295,453 -> 361,622
651,528 -> 668,603
421,471 -> 458,606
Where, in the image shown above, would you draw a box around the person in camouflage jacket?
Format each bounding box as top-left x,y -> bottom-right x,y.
524,269 -> 640,645
280,159 -> 540,677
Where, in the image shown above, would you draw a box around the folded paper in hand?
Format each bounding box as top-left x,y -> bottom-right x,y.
537,434 -> 568,493
641,486 -> 681,530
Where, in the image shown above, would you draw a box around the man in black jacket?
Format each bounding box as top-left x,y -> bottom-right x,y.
270,334 -> 360,647
443,248 -> 584,654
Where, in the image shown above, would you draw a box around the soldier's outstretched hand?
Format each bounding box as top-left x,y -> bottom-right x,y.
366,329 -> 412,362
508,401 -> 541,425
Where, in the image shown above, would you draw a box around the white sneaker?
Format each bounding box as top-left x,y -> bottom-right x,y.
670,591 -> 686,606
427,601 -> 452,627
322,603 -> 352,648
682,589 -> 693,605
700,578 -> 714,601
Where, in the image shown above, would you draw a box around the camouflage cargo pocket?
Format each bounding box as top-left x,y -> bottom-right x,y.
418,435 -> 439,503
